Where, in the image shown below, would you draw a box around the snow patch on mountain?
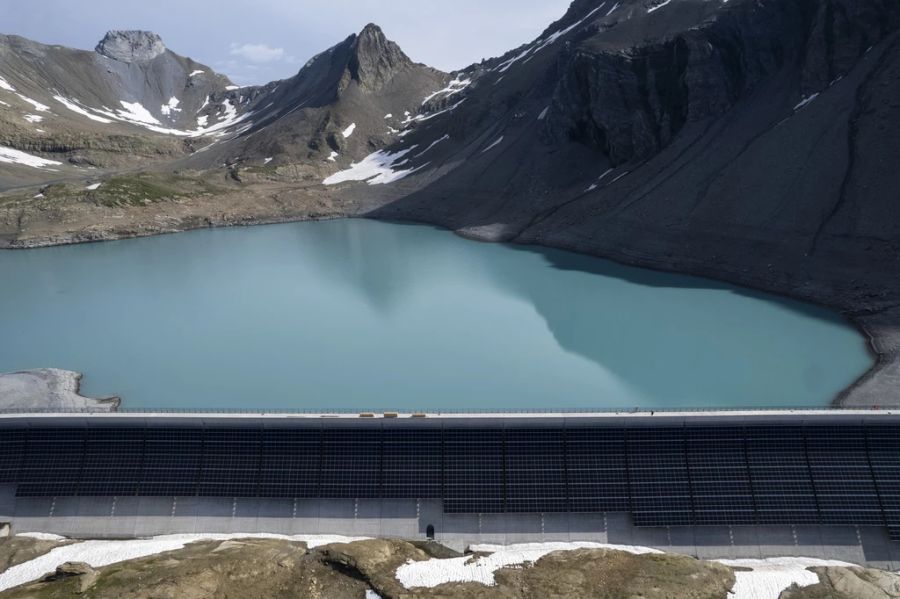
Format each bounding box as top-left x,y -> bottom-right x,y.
609,171 -> 630,184
118,101 -> 162,125
0,146 -> 62,169
324,145 -> 424,185
342,123 -> 357,138
160,96 -> 181,117
536,3 -> 606,51
23,114 -> 43,124
54,94 -> 250,138
648,0 -> 674,13
15,94 -> 50,113
481,136 -> 504,153
54,96 -> 114,123
188,70 -> 205,77
414,134 -> 450,158
0,74 -> 51,112
494,3 -> 608,74
497,46 -> 535,73
794,93 -> 820,111
403,98 -> 467,127
422,74 -> 472,104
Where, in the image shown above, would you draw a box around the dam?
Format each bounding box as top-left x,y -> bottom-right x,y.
2,410 -> 900,568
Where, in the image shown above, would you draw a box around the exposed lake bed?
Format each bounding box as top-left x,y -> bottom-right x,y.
0,219 -> 875,412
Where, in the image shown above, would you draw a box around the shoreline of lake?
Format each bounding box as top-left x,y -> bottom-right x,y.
0,216 -> 889,411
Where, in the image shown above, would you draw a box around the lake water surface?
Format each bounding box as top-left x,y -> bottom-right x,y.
0,219 -> 873,411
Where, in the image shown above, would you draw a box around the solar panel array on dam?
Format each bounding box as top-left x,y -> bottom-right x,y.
2,414 -> 899,540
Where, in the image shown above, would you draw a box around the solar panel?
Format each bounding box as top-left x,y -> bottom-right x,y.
0,429 -> 26,483
2,419 -> 898,537
566,427 -> 629,513
628,427 -> 693,526
686,427 -> 755,525
865,425 -> 900,533
79,428 -> 144,496
17,428 -> 85,496
319,428 -> 381,498
805,426 -> 883,526
381,428 -> 442,499
505,429 -> 567,512
443,429 -> 504,513
745,426 -> 819,525
259,428 -> 321,498
199,428 -> 261,497
139,428 -> 202,496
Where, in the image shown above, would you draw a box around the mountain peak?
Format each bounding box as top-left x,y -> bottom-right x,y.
359,23 -> 385,40
347,24 -> 412,91
96,30 -> 166,63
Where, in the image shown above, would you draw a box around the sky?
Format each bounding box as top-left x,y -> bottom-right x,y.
0,0 -> 573,85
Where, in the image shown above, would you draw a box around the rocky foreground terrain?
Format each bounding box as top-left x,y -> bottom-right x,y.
1,0 -> 899,406
1,534 -> 900,598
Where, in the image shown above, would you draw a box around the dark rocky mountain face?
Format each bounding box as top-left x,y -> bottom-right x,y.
360,0 -> 900,315
346,23 -> 416,92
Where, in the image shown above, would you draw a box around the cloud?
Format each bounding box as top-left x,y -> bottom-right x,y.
229,42 -> 285,63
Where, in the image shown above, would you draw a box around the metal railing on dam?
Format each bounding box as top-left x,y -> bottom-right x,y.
1,414 -> 900,540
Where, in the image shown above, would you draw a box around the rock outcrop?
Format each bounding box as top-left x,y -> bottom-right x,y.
40,562 -> 99,594
0,369 -> 119,412
781,565 -> 900,598
0,536 -> 69,574
95,30 -> 166,63
346,24 -> 416,93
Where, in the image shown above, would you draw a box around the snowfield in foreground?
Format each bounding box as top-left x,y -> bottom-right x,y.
396,542 -> 858,599
717,557 -> 855,599
0,534 -> 863,598
0,533 -> 369,592
395,541 -> 661,588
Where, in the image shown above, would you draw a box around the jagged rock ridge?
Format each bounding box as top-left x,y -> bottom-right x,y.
346,23 -> 415,92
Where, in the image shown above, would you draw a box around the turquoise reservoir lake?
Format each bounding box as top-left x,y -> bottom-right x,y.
0,219 -> 873,411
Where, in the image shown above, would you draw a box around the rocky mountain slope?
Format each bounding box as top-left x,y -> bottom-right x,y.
0,30 -> 236,185
0,0 -> 898,405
